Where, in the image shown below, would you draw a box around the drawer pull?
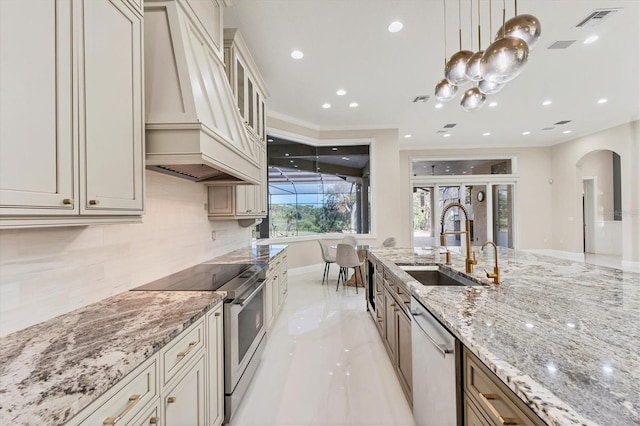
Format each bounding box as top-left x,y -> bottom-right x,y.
149,417 -> 160,425
479,393 -> 521,425
177,341 -> 198,358
214,312 -> 221,317
167,396 -> 177,404
103,394 -> 141,425
89,199 -> 100,205
62,198 -> 74,205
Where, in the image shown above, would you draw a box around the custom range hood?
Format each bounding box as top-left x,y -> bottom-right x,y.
144,0 -> 260,184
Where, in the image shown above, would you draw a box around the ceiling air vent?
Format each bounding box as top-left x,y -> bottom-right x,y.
542,127 -> 555,130
576,9 -> 619,27
413,95 -> 430,103
548,40 -> 576,50
443,123 -> 457,128
436,130 -> 448,133
555,120 -> 572,125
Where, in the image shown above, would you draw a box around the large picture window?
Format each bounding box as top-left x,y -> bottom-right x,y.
260,137 -> 371,238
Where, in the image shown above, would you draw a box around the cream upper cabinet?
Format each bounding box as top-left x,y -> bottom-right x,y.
0,0 -> 76,215
0,0 -> 144,227
78,0 -> 144,214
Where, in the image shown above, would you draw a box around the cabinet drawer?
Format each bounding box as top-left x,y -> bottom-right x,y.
160,319 -> 205,387
128,400 -> 161,426
464,349 -> 545,426
464,395 -> 491,426
73,356 -> 158,426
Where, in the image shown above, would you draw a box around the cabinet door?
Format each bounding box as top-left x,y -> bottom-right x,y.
206,307 -> 224,426
383,288 -> 397,362
264,276 -> 274,330
396,309 -> 413,401
272,273 -> 280,315
129,401 -> 161,426
0,0 -> 76,215
163,353 -> 206,426
79,0 -> 144,213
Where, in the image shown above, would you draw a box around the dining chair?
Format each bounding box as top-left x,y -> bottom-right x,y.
382,237 -> 396,247
317,240 -> 336,285
335,243 -> 364,293
341,235 -> 358,246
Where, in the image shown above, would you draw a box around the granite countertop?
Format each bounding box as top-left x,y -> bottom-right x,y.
0,244 -> 286,425
368,247 -> 640,426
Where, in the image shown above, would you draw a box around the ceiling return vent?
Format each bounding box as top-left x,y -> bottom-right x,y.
413,95 -> 430,103
575,9 -> 620,27
548,40 -> 576,50
443,123 -> 457,128
555,120 -> 572,125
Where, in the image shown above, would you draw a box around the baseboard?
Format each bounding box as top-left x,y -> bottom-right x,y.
621,260 -> 640,273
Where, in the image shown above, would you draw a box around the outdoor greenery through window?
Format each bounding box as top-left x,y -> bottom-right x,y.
259,137 -> 371,238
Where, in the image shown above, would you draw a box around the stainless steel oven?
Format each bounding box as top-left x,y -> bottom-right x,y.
223,277 -> 266,422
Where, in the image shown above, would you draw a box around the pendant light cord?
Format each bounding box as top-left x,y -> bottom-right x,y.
477,0 -> 481,50
515,0 -> 518,16
443,0 -> 447,66
502,0 -> 506,38
458,0 -> 462,51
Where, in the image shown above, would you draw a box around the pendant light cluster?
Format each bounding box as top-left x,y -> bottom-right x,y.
435,0 -> 541,112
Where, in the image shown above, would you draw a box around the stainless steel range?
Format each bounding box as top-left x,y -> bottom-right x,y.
132,262 -> 267,423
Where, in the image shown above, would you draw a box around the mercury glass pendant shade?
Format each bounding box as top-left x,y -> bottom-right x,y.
477,79 -> 504,94
480,36 -> 529,84
465,51 -> 484,81
460,87 -> 486,111
496,14 -> 542,50
445,50 -> 474,85
434,78 -> 458,102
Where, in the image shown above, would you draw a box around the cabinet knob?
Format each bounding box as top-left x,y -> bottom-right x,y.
214,312 -> 221,317
89,199 -> 100,205
167,396 -> 177,404
149,417 -> 160,425
62,198 -> 74,205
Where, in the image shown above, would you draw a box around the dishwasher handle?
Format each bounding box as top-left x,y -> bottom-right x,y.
411,309 -> 454,357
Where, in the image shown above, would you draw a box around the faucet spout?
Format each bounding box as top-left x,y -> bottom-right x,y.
481,241 -> 501,284
439,202 -> 477,273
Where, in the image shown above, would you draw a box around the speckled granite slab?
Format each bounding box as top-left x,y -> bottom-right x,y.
368,247 -> 640,426
206,244 -> 287,264
0,290 -> 225,425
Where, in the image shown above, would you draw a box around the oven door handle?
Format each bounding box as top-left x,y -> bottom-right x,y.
235,279 -> 266,307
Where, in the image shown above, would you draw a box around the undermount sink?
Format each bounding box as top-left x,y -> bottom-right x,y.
399,265 -> 476,286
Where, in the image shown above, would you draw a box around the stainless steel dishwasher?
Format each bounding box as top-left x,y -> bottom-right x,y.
411,296 -> 459,426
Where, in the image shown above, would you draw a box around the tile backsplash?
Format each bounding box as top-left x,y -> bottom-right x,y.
0,171 -> 251,336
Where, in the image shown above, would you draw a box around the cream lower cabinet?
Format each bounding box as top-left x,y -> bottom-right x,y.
0,0 -> 144,228
162,353 -> 206,426
69,303 -> 224,426
264,249 -> 288,331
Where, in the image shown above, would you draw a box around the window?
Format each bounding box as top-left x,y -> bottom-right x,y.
259,137 -> 371,238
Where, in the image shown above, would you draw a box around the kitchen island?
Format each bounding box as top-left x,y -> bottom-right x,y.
0,244 -> 286,425
368,246 -> 639,426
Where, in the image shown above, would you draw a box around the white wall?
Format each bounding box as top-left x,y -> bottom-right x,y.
551,121 -> 639,263
0,171 -> 251,336
398,147 -> 553,250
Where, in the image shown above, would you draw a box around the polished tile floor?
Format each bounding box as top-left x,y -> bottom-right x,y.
229,265 -> 415,426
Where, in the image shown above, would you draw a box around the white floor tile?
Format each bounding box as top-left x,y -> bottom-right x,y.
229,265 -> 415,426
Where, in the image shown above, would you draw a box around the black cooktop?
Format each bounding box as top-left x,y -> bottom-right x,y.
131,263 -> 264,298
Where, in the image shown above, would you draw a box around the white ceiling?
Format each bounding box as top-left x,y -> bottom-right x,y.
224,0 -> 640,149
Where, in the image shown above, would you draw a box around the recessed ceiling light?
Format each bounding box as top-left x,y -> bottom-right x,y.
341,156 -> 350,161
387,21 -> 403,33
483,132 -> 491,136
322,103 -> 331,109
563,130 -> 572,134
349,102 -> 358,108
331,147 -> 338,151
336,89 -> 346,96
489,102 -> 498,107
267,138 -> 274,142
443,133 -> 451,138
462,171 -> 467,174
542,100 -> 552,106
597,98 -> 608,104
404,134 -> 412,138
290,160 -> 294,163
284,153 -> 290,156
290,50 -> 304,59
435,103 -> 443,109
584,35 -> 599,45
522,131 -> 531,135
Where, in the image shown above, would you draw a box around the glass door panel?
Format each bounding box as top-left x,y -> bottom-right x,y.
413,187 -> 434,248
493,184 -> 514,248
